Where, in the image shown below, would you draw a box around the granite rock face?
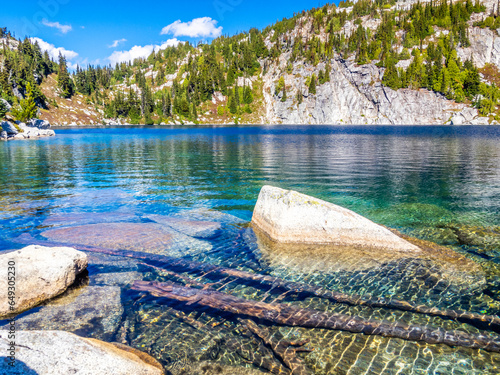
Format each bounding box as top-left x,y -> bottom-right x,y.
262,58 -> 489,125
252,186 -> 421,252
0,245 -> 88,317
0,331 -> 164,375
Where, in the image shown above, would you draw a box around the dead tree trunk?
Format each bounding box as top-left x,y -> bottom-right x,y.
132,281 -> 500,353
15,233 -> 500,332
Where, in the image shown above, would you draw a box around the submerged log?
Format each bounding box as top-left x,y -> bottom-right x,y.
132,281 -> 500,353
14,233 -> 500,331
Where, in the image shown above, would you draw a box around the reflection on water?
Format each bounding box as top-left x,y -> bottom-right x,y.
1,126 -> 500,374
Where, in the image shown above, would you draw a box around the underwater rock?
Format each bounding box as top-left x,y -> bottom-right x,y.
40,223 -> 212,257
0,331 -> 164,375
377,203 -> 456,227
0,245 -> 88,317
93,272 -> 143,287
252,186 -> 421,252
146,215 -> 221,239
407,227 -> 459,246
7,286 -> 123,340
42,212 -> 140,228
447,225 -> 500,252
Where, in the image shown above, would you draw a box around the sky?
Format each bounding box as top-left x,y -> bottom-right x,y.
0,0 -> 331,69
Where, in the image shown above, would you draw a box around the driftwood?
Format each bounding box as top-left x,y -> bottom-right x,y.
132,280 -> 500,353
15,233 -> 500,331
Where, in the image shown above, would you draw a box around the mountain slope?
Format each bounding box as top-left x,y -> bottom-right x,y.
2,0 -> 500,125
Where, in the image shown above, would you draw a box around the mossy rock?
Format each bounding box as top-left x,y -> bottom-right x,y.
376,203 -> 456,227
447,225 -> 500,252
408,227 -> 459,246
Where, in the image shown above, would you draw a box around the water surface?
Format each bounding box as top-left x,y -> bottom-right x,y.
1,125 -> 500,374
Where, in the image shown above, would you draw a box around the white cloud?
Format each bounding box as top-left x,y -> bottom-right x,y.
161,17 -> 222,38
30,37 -> 78,61
109,38 -> 127,48
107,38 -> 182,65
41,19 -> 72,34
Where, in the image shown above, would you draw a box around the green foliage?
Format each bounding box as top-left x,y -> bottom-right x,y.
275,76 -> 285,96
57,53 -> 74,98
281,88 -> 287,102
0,100 -> 8,119
11,82 -> 38,122
308,74 -> 317,94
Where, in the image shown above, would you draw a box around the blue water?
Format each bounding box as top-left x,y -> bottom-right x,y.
1,125 -> 500,374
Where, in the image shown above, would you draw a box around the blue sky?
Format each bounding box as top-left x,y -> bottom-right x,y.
0,0 -> 331,69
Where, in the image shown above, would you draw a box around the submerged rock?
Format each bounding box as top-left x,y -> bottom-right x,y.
252,186 -> 421,252
251,187 -> 485,294
0,331 -> 164,375
0,245 -> 88,317
40,222 -> 212,257
147,215 -> 221,239
7,286 -> 124,340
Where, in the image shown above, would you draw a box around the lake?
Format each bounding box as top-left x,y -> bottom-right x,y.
1,125 -> 500,374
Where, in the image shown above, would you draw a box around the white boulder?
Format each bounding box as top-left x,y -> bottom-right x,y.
252,186 -> 421,252
0,245 -> 88,317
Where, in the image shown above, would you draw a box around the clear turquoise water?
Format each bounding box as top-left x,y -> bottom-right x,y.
1,125 -> 500,374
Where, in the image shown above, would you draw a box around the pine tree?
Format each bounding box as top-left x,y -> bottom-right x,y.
11,82 -> 38,122
234,82 -> 240,108
57,52 -> 74,98
191,103 -> 198,119
281,88 -> 287,102
309,74 -> 317,94
243,85 -> 253,104
229,93 -> 237,114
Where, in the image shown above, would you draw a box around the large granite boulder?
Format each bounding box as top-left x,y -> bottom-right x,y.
252,186 -> 421,252
1,121 -> 18,135
0,331 -> 164,375
0,246 -> 88,317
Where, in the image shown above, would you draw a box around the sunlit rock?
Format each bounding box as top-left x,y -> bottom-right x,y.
0,331 -> 164,375
252,186 -> 421,252
0,245 -> 88,317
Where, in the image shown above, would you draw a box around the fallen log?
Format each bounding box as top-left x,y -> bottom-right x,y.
239,318 -> 312,375
132,280 -> 500,353
14,233 -> 500,331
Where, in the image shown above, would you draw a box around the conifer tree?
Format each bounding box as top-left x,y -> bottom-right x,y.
281,88 -> 287,102
229,93 -> 237,114
57,52 -> 74,98
309,74 -> 317,94
11,82 -> 38,122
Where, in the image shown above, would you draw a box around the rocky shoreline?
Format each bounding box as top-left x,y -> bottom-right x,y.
1,119 -> 55,141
